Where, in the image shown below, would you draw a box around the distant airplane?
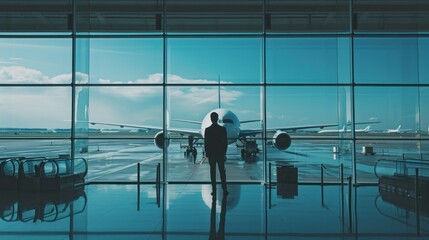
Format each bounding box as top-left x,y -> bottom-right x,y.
386,125 -> 413,134
356,125 -> 371,133
387,125 -> 402,133
99,128 -> 119,133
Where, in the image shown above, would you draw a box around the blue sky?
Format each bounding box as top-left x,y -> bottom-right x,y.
0,37 -> 428,132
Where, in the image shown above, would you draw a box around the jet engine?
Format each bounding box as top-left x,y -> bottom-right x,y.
272,131 -> 291,150
154,131 -> 170,149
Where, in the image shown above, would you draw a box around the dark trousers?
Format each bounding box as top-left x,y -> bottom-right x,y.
208,155 -> 227,190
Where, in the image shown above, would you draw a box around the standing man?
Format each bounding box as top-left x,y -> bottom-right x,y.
204,112 -> 228,195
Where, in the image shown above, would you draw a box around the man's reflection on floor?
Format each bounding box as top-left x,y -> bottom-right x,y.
209,192 -> 227,240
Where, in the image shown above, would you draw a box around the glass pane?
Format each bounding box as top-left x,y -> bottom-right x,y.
266,37 -> 350,84
77,86 -> 163,139
421,87 -> 429,139
0,39 -> 72,84
0,140 -> 70,159
420,37 -> 429,84
0,0 -> 71,33
353,0 -> 428,32
77,140 -> 162,182
166,185 -> 264,237
356,140 -> 424,184
76,38 -> 90,84
355,87 -> 420,138
166,0 -> 263,34
354,37 -> 419,84
266,86 -> 347,137
0,87 -> 71,138
86,185 -> 162,232
167,86 -> 263,182
85,38 -> 163,84
76,0 -> 163,34
266,0 -> 350,33
268,185 -> 345,234
266,139 -> 352,184
167,38 -> 262,84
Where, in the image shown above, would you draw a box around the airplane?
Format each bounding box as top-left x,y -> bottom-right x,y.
75,87 -> 378,157
83,109 -> 381,158
386,125 -> 413,134
356,125 -> 371,133
387,125 -> 401,133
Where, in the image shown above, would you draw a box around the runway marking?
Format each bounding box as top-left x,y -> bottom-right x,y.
86,153 -> 162,182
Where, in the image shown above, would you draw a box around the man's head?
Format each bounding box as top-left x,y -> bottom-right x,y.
210,112 -> 219,123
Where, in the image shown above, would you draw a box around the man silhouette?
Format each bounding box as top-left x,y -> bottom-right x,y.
204,112 -> 228,195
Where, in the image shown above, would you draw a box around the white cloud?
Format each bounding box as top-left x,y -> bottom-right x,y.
0,66 -> 73,84
0,90 -> 71,128
0,61 -> 17,65
96,73 -> 242,104
0,66 -> 49,84
0,66 -> 244,127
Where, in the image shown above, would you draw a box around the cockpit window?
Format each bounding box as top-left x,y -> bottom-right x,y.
222,118 -> 234,124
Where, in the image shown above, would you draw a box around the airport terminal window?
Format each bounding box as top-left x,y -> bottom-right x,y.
0,39 -> 72,84
266,139 -> 353,183
353,37 -> 419,84
87,38 -> 163,84
266,37 -> 351,84
0,140 -> 71,159
167,38 -> 263,84
355,139 -> 424,183
82,86 -> 163,139
166,85 -> 263,182
419,37 -> 429,84
420,87 -> 429,138
0,87 -> 71,138
1,0 -> 428,185
266,86 -> 343,134
354,86 -> 420,138
75,139 -> 162,182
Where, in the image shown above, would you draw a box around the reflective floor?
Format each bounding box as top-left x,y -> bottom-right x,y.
1,183 -> 428,240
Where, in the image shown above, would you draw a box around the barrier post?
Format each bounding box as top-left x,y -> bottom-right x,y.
269,162 -> 272,209
321,164 -> 324,207
137,163 -> 140,211
348,176 -> 352,233
415,168 -> 420,236
156,163 -> 161,208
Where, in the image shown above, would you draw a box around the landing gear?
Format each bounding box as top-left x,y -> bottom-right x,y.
239,138 -> 259,157
182,136 -> 200,163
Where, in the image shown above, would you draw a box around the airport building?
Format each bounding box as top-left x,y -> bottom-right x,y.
1,0 -> 429,239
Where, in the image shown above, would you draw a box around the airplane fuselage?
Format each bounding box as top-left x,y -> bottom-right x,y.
200,108 -> 240,145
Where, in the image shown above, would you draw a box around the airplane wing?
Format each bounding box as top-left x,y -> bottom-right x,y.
239,121 -> 380,137
239,123 -> 337,137
83,121 -> 202,137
